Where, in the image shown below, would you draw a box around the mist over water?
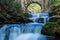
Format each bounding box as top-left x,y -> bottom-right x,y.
0,12 -> 54,40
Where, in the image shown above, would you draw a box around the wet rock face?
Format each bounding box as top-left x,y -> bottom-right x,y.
35,18 -> 44,23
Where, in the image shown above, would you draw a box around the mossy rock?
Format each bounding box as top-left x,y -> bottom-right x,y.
41,20 -> 60,36
57,19 -> 60,27
41,22 -> 57,36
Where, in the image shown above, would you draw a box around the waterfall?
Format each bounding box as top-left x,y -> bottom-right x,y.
28,12 -> 49,23
0,12 -> 49,40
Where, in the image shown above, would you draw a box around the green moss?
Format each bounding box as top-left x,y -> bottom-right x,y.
57,19 -> 60,27
41,22 -> 57,36
41,20 -> 60,36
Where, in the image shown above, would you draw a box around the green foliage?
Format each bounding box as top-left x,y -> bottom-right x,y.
51,0 -> 60,7
50,0 -> 60,16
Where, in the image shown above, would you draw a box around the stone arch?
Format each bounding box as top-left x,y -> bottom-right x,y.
26,2 -> 42,13
27,1 -> 42,8
19,0 -> 55,13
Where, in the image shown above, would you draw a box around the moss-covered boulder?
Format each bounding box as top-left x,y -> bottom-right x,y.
41,22 -> 57,36
41,19 -> 60,36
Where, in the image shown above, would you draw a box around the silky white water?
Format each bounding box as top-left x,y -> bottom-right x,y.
0,12 -> 49,40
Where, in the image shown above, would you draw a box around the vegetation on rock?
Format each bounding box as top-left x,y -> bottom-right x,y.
41,19 -> 60,36
41,22 -> 57,36
42,0 -> 60,36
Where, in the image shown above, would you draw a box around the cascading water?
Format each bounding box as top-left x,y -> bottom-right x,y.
0,12 -> 49,40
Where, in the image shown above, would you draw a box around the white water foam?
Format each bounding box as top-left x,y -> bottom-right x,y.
15,33 -> 40,40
